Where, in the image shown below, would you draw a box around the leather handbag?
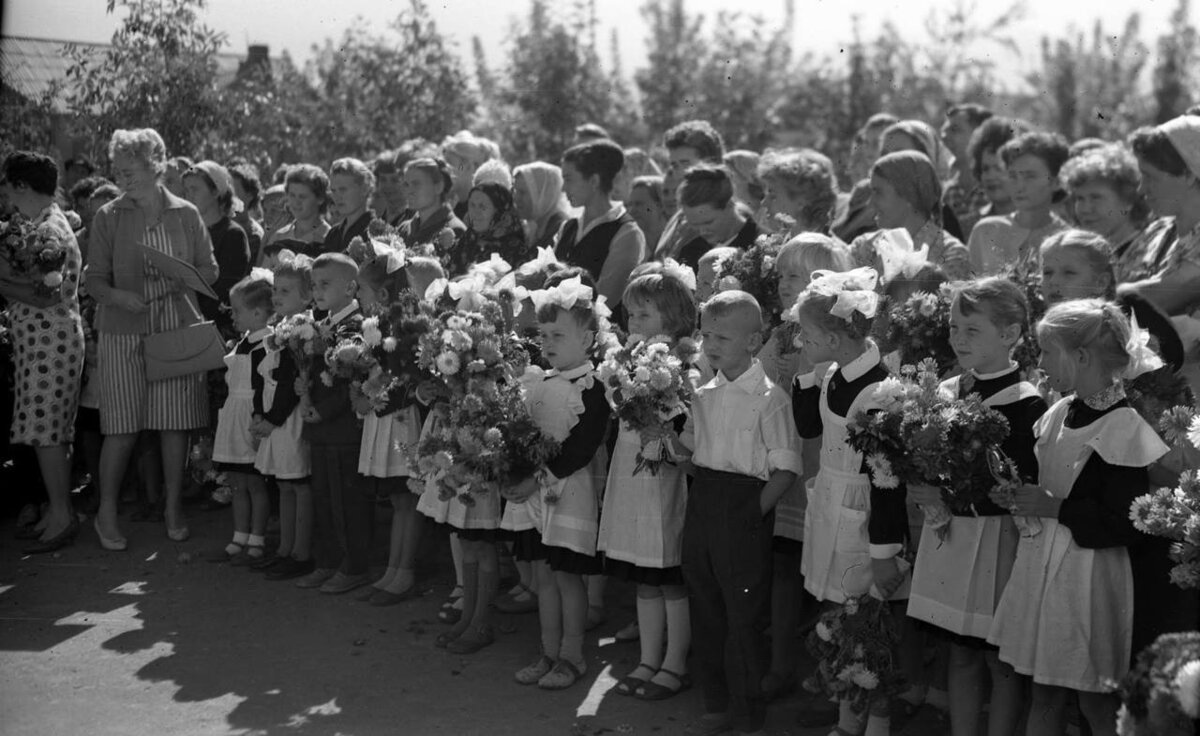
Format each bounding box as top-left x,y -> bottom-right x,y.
143,292 -> 227,382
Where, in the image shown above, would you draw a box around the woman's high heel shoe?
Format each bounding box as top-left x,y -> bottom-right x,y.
93,518 -> 128,551
23,516 -> 80,555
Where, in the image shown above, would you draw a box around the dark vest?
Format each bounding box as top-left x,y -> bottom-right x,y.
555,212 -> 635,281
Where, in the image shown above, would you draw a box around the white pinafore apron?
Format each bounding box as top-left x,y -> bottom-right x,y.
987,398 -> 1165,691
254,347 -> 310,479
801,366 -> 910,603
906,378 -> 1036,638
212,338 -> 259,465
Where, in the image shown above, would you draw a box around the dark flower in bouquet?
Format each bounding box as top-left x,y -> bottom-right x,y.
0,215 -> 70,296
847,359 -> 1011,539
804,593 -> 906,715
879,290 -> 957,375
1130,404 -> 1200,590
714,231 -> 786,327
597,335 -> 701,475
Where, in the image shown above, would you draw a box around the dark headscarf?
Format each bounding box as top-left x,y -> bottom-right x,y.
445,182 -> 532,277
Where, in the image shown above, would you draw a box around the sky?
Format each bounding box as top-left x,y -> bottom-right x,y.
0,0 -> 1183,88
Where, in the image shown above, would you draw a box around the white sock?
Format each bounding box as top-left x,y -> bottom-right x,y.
636,595 -> 666,671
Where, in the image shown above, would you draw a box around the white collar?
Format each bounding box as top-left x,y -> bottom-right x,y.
840,340 -> 881,383
971,361 -> 1019,381
708,358 -> 767,392
246,327 -> 272,344
578,203 -> 627,240
325,299 -> 359,326
547,362 -> 593,381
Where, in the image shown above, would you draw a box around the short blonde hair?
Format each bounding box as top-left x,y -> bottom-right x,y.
108,128 -> 167,174
777,233 -> 853,276
329,158 -> 375,193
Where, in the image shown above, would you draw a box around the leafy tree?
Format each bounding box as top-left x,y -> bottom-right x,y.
302,1 -> 475,161
635,0 -> 705,138
1152,0 -> 1198,122
61,0 -> 225,158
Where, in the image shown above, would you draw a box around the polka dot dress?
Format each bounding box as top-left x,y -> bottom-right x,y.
9,206 -> 84,447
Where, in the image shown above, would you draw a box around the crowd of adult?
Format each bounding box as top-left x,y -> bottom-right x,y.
4,105 -> 1200,562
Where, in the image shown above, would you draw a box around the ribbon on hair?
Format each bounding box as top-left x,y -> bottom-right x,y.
517,246 -> 559,275
528,276 -> 596,313
1123,311 -> 1165,380
384,248 -> 407,274
661,258 -> 698,292
872,229 -> 930,284
468,253 -> 513,284
424,275 -> 489,311
806,267 -> 880,320
249,267 -> 274,284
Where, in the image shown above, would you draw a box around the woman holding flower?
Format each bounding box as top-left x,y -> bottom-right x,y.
0,151 -> 85,554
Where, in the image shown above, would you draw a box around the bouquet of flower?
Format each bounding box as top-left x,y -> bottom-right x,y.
1117,632 -> 1200,736
715,231 -> 786,326
847,359 -> 1012,539
598,335 -> 700,475
188,436 -> 231,502
879,289 -> 957,375
804,593 -> 906,715
266,312 -> 327,372
1127,366 -> 1196,431
415,301 -> 529,398
408,380 -> 559,505
1130,406 -> 1200,590
320,335 -> 377,387
0,215 -> 69,295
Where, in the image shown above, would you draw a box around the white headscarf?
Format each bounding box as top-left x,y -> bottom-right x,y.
1161,114 -> 1200,179
513,162 -> 567,221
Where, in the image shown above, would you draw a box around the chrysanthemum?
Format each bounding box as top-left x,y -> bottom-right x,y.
436,351 -> 460,376
1175,660 -> 1200,717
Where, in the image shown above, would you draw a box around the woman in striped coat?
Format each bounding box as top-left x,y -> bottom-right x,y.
85,128 -> 218,550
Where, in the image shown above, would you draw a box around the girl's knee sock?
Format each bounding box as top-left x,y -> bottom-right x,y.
636,594 -> 666,670
449,561 -> 478,639
661,595 -> 691,674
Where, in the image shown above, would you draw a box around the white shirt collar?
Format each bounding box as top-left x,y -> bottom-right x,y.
971,361 -> 1019,381
547,362 -> 593,381
708,358 -> 767,392
840,340 -> 881,383
326,299 -> 359,326
577,203 -> 627,240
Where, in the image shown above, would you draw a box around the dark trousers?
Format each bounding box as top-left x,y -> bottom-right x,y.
681,467 -> 774,733
310,443 -> 373,575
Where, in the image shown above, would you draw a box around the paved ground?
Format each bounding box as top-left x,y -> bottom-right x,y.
0,503 -> 949,736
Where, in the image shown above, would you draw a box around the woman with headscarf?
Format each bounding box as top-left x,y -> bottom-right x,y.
444,181 -> 530,278
1122,114 -> 1200,316
512,162 -> 570,252
851,151 -> 970,279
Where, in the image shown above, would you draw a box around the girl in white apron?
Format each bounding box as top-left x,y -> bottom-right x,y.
506,277 -> 611,691
907,278 -> 1048,736
988,299 -> 1167,736
213,272 -> 274,560
790,267 -> 909,736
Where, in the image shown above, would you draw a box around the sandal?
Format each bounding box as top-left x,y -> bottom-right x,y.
514,655 -> 555,685
437,606 -> 463,625
493,582 -> 538,614
538,659 -> 586,690
446,625 -> 495,654
635,667 -> 692,701
614,663 -> 656,696
440,587 -> 463,610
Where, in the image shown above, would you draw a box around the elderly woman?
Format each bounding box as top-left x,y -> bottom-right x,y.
445,181 -> 530,277
758,148 -> 840,237
441,130 -> 501,220
321,157 -> 376,254
853,150 -> 970,279
86,128 -> 218,549
1122,115 -> 1200,316
967,131 -> 1071,276
264,164 -> 331,262
182,161 -> 250,332
512,162 -> 570,251
1058,144 -> 1150,283
0,152 -> 86,553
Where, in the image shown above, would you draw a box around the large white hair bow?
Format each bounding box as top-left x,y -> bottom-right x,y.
468,253 -> 513,284
528,276 -> 596,313
424,275 -> 489,311
249,267 -> 274,284
516,246 -> 560,276
872,229 -> 930,285
1123,311 -> 1165,380
661,258 -> 697,292
807,267 -> 880,321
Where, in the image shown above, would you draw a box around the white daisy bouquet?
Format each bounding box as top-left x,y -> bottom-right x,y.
847,358 -> 1012,539
597,335 -> 701,475
1129,406 -> 1200,590
407,380 -> 559,505
804,593 -> 906,716
414,300 -> 529,399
